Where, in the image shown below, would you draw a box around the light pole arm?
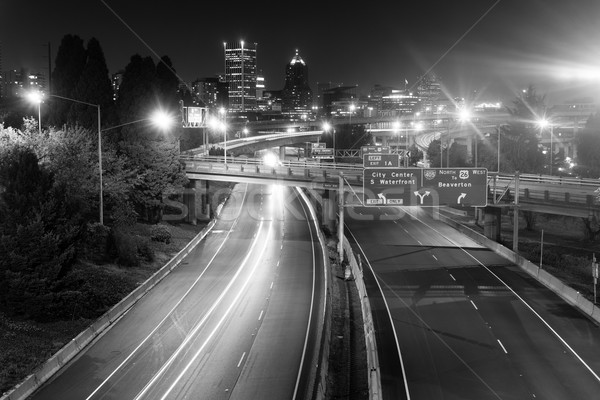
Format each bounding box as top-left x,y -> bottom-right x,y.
50,94 -> 99,109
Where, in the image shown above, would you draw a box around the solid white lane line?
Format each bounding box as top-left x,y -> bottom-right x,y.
497,340 -> 508,354
237,352 -> 246,368
258,310 -> 264,321
470,300 -> 478,310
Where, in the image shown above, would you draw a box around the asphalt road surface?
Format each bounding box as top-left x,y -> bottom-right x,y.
345,205 -> 600,400
28,183 -> 326,400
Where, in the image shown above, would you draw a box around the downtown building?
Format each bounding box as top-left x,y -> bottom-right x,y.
281,50 -> 313,119
224,40 -> 258,114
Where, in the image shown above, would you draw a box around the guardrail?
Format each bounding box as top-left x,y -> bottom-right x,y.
182,156 -> 600,209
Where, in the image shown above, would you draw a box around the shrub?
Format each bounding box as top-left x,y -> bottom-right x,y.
137,238 -> 155,262
151,224 -> 172,244
110,230 -> 139,267
80,223 -> 111,263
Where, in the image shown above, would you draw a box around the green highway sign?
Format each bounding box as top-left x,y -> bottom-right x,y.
361,145 -> 390,157
363,153 -> 400,168
362,167 -> 488,207
363,168 -> 422,206
419,168 -> 488,206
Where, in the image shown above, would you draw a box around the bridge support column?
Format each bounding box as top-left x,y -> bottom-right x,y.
197,179 -> 211,220
483,206 -> 502,241
279,146 -> 286,161
182,181 -> 198,225
322,189 -> 338,234
183,179 -> 210,224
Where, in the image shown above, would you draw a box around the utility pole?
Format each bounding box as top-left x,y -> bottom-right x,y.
338,172 -> 344,262
512,171 -> 520,253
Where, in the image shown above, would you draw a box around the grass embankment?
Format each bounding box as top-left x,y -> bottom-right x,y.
0,182 -> 233,397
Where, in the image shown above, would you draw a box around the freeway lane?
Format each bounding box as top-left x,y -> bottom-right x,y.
28,183 -> 326,400
345,206 -> 600,399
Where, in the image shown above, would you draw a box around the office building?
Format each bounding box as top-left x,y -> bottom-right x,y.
224,40 -> 257,113
281,49 -> 313,118
191,76 -> 228,109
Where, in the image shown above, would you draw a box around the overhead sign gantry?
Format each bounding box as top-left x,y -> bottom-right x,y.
363,167 -> 488,207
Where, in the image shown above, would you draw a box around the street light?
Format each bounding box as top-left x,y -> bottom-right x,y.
323,122 -> 335,161
26,91 -> 43,134
538,118 -> 554,175
28,91 -> 173,225
47,94 -> 104,224
218,107 -> 227,164
348,103 -> 356,126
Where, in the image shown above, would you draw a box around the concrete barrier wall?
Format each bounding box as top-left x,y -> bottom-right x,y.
342,237 -> 382,400
437,213 -> 600,325
298,188 -> 333,400
2,218 -> 218,400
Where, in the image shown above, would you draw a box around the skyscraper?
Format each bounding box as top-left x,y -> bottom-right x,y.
224,40 -> 257,113
0,41 -> 3,99
281,49 -> 313,117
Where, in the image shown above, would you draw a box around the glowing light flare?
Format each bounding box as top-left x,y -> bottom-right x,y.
322,122 -> 331,132
150,110 -> 174,130
537,118 -> 550,129
263,152 -> 278,167
27,91 -> 43,104
458,109 -> 472,123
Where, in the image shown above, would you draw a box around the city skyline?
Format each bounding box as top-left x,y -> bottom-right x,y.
1,0 -> 599,105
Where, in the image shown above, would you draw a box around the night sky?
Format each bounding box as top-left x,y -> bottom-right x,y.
1,0 -> 599,105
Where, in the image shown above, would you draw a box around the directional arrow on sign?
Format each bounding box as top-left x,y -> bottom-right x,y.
378,193 -> 387,202
414,190 -> 431,204
457,193 -> 467,204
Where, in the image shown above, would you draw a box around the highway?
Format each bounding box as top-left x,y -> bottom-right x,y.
345,205 -> 600,399
28,183 -> 326,400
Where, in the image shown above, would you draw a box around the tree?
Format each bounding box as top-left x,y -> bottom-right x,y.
448,142 -> 469,167
427,139 -> 442,167
70,37 -> 116,131
575,112 -> 600,178
120,138 -> 187,223
407,144 -> 423,166
503,85 -> 546,173
48,35 -> 87,127
0,147 -> 86,319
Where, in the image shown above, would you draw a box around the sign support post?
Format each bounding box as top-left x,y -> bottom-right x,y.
513,171 -> 520,253
593,253 -> 598,304
338,172 -> 344,262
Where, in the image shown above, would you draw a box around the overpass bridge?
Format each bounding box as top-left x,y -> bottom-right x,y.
180,155 -> 600,219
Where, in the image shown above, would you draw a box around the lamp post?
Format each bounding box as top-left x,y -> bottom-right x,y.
218,107 -> 227,165
28,91 -> 173,226
49,94 -> 103,224
538,118 -> 554,175
27,92 -> 43,134
323,122 -> 334,159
